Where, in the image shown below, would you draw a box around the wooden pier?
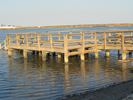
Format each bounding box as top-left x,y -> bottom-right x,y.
1,30 -> 133,63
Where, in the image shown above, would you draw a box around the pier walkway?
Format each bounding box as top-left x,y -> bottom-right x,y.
1,30 -> 133,63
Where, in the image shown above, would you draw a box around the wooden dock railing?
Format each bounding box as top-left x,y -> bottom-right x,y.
3,30 -> 133,63
0,39 -> 7,50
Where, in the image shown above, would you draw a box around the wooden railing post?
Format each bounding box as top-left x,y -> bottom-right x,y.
8,36 -> 11,44
122,32 -> 126,60
37,34 -> 40,50
34,34 -> 37,42
81,33 -> 85,61
69,31 -> 72,39
47,31 -> 49,40
91,31 -> 93,38
58,32 -> 60,40
0,42 -> 1,49
104,32 -> 106,50
4,39 -> 7,50
64,35 -> 68,63
50,34 -> 53,52
130,32 -> 132,43
80,31 -> 82,39
131,32 -> 132,37
16,34 -> 19,49
118,32 -> 121,43
109,32 -> 111,42
6,34 -> 9,49
26,34 -> 29,49
95,32 -> 98,58
22,35 -> 24,43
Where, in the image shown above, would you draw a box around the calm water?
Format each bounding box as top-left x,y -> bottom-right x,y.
0,26 -> 133,100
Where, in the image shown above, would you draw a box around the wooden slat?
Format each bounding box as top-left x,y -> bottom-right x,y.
68,50 -> 95,56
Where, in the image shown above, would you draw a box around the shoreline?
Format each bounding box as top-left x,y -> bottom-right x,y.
58,79 -> 133,100
0,23 -> 133,30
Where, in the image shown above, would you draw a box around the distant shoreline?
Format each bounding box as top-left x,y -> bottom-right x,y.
0,23 -> 133,30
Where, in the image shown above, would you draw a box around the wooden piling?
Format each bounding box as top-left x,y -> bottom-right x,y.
81,33 -> 85,61
23,49 -> 28,58
95,32 -> 98,58
38,51 -> 42,56
64,35 -> 68,63
58,53 -> 62,58
91,31 -> 93,38
106,50 -> 110,57
118,50 -> 121,55
122,32 -> 126,60
8,49 -> 12,57
42,51 -> 46,61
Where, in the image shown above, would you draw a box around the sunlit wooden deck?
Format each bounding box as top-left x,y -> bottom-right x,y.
1,30 -> 133,63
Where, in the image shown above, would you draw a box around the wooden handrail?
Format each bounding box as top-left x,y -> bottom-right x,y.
0,39 -> 7,50
3,30 -> 133,52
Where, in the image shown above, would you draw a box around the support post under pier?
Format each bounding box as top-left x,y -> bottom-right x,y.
106,50 -> 110,57
81,54 -> 85,61
95,51 -> 98,59
64,53 -> 68,63
42,51 -> 46,61
38,51 -> 42,56
23,49 -> 28,58
8,49 -> 12,57
58,53 -> 62,58
122,50 -> 126,60
118,50 -> 121,55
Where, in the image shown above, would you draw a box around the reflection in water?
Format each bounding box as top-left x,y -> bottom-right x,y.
81,62 -> 86,87
0,50 -> 133,99
64,64 -> 70,93
122,63 -> 127,81
1,26 -> 133,99
95,59 -> 99,86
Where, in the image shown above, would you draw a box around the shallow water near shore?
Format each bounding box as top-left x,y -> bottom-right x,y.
0,26 -> 133,100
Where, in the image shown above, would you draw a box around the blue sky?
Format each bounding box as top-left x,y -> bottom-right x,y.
0,0 -> 133,26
